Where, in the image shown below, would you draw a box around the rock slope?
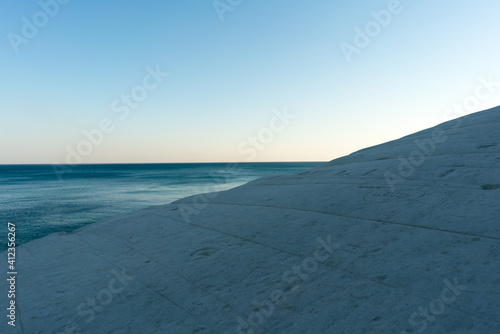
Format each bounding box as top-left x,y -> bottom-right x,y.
1,107 -> 499,333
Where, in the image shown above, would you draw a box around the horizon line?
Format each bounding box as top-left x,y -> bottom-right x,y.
0,160 -> 328,166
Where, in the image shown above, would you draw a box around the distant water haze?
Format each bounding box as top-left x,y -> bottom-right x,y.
0,162 -> 323,251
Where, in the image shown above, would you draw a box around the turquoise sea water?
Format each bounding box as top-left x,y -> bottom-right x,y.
0,162 -> 323,251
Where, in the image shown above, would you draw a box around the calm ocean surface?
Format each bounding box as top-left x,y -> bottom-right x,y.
0,162 -> 323,251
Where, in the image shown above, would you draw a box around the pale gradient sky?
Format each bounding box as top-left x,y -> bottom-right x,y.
1,1 -> 500,164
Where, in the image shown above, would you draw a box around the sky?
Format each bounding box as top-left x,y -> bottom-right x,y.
1,0 -> 500,164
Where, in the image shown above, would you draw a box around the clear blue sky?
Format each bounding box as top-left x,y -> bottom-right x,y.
1,0 -> 500,164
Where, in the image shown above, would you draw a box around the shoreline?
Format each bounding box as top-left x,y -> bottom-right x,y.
1,162 -> 323,252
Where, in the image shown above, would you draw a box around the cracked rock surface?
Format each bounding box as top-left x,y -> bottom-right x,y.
1,107 -> 499,333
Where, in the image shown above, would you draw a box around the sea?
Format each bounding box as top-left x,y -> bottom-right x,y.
0,162 -> 323,252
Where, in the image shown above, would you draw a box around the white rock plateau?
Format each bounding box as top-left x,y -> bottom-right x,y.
2,107 -> 500,333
